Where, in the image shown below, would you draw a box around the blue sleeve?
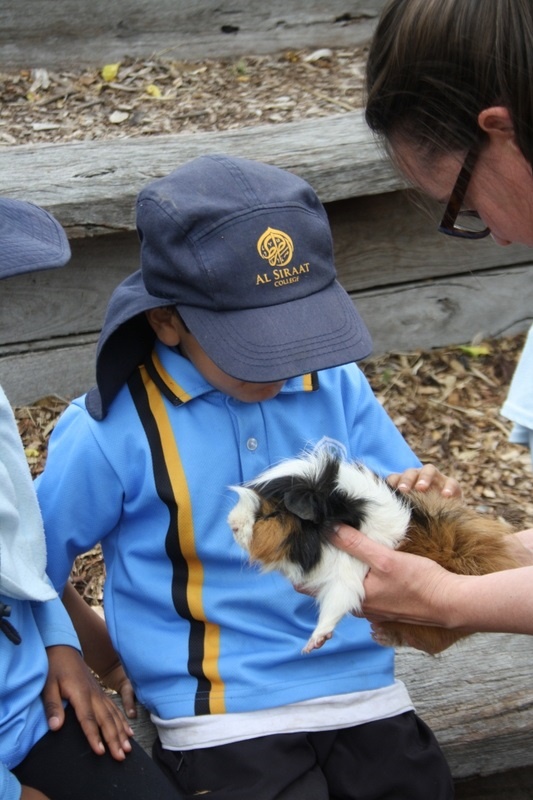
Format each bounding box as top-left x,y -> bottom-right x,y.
501,323 -> 533,430
343,366 -> 421,475
1,764 -> 21,800
32,593 -> 80,650
35,400 -> 123,594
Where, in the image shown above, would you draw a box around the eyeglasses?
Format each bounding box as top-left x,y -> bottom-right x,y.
438,148 -> 491,239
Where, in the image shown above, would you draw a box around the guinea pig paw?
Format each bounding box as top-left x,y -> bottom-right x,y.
302,630 -> 333,654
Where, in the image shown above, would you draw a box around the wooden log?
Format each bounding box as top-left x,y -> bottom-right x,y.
110,632 -> 533,793
395,634 -> 533,781
0,113 -> 531,404
2,262 -> 531,406
0,182 -> 531,404
356,264 -> 533,355
1,195 -> 530,349
0,0 -> 386,68
0,112 -> 407,237
455,766 -> 533,799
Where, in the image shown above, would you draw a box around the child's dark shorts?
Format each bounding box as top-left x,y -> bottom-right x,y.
152,710 -> 454,800
12,703 -> 181,800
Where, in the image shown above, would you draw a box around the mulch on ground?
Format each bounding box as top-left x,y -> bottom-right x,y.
0,47 -> 367,146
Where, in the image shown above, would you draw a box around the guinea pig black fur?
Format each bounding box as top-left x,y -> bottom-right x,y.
228,450 -> 521,654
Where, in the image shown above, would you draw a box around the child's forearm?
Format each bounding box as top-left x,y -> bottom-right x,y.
62,582 -> 137,718
21,786 -> 51,800
62,581 -> 121,679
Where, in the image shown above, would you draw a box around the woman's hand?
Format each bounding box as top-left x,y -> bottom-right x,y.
515,528 -> 533,553
333,524 -> 533,638
388,464 -> 462,498
332,525 -> 457,627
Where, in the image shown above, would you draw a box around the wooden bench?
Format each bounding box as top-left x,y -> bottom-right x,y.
111,631 -> 533,797
0,0 -> 384,69
0,110 -> 532,404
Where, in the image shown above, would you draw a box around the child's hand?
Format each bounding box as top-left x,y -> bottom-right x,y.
43,645 -> 134,761
387,464 -> 461,498
21,787 -> 51,800
98,661 -> 137,720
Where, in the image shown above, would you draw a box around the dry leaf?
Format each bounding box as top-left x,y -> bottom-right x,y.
101,63 -> 121,82
145,84 -> 162,98
458,344 -> 492,357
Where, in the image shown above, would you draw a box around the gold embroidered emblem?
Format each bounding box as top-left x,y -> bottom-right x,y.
257,227 -> 294,267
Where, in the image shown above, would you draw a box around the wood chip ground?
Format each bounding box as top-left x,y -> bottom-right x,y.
0,47 -> 367,146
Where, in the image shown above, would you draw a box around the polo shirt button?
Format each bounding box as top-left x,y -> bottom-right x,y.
246,437 -> 258,451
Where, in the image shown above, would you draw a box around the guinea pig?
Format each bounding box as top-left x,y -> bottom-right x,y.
227,450 -> 522,655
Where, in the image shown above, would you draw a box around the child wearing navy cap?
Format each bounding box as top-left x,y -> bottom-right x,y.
37,155 -> 456,799
0,198 -> 181,800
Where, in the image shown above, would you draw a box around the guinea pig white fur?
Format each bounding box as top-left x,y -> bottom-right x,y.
228,450 -> 521,654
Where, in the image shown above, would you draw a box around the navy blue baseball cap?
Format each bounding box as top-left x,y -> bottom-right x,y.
87,155 -> 372,419
136,154 -> 372,384
0,198 -> 70,278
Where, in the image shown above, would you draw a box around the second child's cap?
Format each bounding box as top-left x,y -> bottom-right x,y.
137,154 -> 372,382
0,198 -> 70,279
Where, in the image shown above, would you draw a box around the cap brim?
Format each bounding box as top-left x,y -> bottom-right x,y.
178,280 -> 372,382
86,270 -> 174,420
0,198 -> 70,278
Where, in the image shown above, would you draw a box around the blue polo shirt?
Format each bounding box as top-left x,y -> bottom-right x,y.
37,342 -> 420,722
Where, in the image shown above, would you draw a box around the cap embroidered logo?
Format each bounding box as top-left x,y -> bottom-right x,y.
257,227 -> 294,267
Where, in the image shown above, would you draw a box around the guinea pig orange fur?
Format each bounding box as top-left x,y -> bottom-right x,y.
380,491 -> 520,653
228,450 -> 522,655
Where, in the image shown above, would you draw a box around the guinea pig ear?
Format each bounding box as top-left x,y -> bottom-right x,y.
283,488 -> 320,522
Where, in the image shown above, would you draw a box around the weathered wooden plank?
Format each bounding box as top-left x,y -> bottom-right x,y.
356,264 -> 533,354
330,193 -> 532,291
0,0 -> 385,68
2,265 -> 531,405
0,112 -> 407,236
0,340 -> 97,406
1,198 -> 530,349
0,233 -> 137,346
111,632 -> 533,787
395,634 -> 533,780
455,766 -> 533,799
0,200 -> 530,353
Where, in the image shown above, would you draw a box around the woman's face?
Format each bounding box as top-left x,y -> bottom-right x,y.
393,129 -> 533,247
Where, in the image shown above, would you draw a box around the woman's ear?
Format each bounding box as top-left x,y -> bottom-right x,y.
145,307 -> 181,346
478,106 -> 515,140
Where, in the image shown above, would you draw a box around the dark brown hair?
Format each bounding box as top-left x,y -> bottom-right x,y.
365,0 -> 533,165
